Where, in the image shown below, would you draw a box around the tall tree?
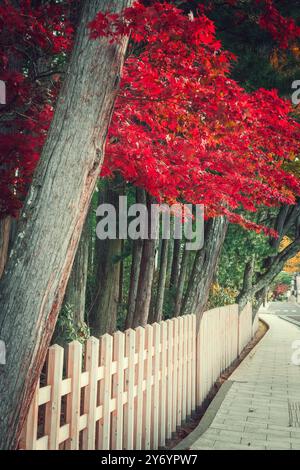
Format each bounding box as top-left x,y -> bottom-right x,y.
183,216 -> 229,317
153,238 -> 169,323
125,188 -> 145,329
0,0 -> 132,449
89,179 -> 123,336
52,210 -> 90,345
174,243 -> 189,317
237,201 -> 300,311
131,194 -> 158,327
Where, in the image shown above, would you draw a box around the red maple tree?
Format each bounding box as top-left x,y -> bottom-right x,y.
0,0 -> 74,217
1,0 -> 300,235
89,1 -> 300,233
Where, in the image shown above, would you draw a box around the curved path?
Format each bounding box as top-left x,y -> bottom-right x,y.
176,311 -> 300,450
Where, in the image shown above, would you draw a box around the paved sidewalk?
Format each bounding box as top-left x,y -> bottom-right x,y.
177,313 -> 300,450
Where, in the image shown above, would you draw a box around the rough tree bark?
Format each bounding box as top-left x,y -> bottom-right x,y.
252,287 -> 267,317
170,238 -> 181,290
238,234 -> 300,309
237,255 -> 255,312
89,180 -> 122,336
0,0 -> 132,449
63,214 -> 89,324
52,211 -> 90,345
153,238 -> 169,323
125,240 -> 143,329
182,216 -> 228,317
0,217 -> 11,279
132,195 -> 158,328
174,244 -> 189,317
89,237 -> 122,336
165,228 -> 174,288
125,188 -> 145,329
237,202 -> 300,311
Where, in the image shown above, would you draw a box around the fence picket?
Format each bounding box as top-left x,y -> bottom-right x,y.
159,322 -> 167,447
82,337 -> 99,450
111,331 -> 125,450
170,318 -> 177,436
187,315 -> 192,417
124,329 -> 135,450
191,314 -> 196,412
135,327 -> 145,450
44,345 -> 64,450
151,323 -> 161,449
98,334 -> 113,450
22,382 -> 39,450
66,341 -> 82,450
143,325 -> 153,450
177,316 -> 183,426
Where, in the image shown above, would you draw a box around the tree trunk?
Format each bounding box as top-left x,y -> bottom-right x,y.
0,0 -> 131,450
124,188 -> 145,329
89,237 -> 122,336
125,239 -> 143,329
119,240 -> 124,305
174,245 -> 189,317
89,180 -> 122,336
52,212 -> 90,345
182,216 -> 228,317
63,214 -> 90,325
166,228 -> 174,288
0,217 -> 11,279
238,231 -> 300,308
132,195 -> 158,328
237,255 -> 255,312
153,238 -> 169,323
253,287 -> 267,317
170,238 -> 181,290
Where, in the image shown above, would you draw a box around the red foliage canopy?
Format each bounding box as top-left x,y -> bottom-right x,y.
89,1 -> 300,233
1,0 -> 300,236
0,0 -> 74,217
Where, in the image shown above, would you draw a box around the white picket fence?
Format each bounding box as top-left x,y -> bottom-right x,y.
20,303 -> 256,450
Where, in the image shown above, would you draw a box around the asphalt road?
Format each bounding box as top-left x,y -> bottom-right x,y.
264,301 -> 300,327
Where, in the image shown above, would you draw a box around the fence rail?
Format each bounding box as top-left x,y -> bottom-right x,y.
20,303 -> 256,450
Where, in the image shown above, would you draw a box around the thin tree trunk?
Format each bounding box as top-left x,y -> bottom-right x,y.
125,239 -> 143,329
153,238 -> 169,323
125,188 -> 145,329
253,287 -> 267,317
0,217 -> 11,279
132,195 -> 158,328
89,179 -> 122,336
119,240 -> 124,305
174,245 -> 189,317
63,214 -> 90,325
89,237 -> 122,336
170,238 -> 181,290
52,212 -> 90,345
166,226 -> 174,288
237,255 -> 255,312
182,216 -> 228,317
238,230 -> 300,308
0,0 -> 131,449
